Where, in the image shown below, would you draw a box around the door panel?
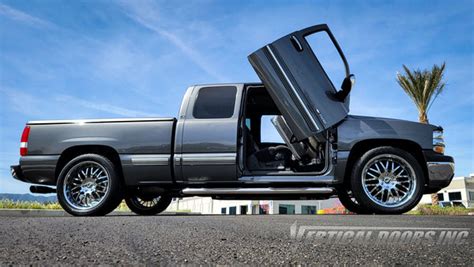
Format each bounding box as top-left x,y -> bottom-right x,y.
248,24 -> 350,141
179,85 -> 243,182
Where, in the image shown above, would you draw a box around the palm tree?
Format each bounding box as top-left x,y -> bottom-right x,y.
396,62 -> 446,205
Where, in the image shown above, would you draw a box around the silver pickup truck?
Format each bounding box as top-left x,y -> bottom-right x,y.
11,24 -> 454,216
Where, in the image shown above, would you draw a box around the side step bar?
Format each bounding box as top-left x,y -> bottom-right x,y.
181,187 -> 335,196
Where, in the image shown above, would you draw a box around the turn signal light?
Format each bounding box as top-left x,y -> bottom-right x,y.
433,145 -> 445,154
433,128 -> 445,154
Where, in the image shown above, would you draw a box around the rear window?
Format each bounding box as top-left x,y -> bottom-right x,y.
193,86 -> 237,119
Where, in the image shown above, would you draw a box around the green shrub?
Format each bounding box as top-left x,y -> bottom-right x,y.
413,204 -> 474,215
0,199 -> 133,211
0,199 -> 62,210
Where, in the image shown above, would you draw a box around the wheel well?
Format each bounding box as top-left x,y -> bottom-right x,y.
344,139 -> 428,186
55,145 -> 124,183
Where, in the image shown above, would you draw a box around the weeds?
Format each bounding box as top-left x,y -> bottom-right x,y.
0,199 -> 62,210
412,204 -> 473,215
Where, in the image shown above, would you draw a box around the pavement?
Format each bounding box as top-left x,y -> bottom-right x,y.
0,213 -> 472,265
0,209 -> 199,217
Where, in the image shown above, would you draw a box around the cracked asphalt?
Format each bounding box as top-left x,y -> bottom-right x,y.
0,214 -> 472,265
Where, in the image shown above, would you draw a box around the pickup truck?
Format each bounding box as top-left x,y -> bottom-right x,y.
11,24 -> 454,216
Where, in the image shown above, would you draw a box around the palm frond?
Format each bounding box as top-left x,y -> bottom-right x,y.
396,62 -> 446,123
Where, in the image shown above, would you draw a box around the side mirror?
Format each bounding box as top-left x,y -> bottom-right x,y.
333,74 -> 355,102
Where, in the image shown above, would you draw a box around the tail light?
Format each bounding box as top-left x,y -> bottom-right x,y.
20,126 -> 30,156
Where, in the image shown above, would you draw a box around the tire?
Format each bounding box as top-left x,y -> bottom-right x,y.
125,195 -> 172,216
350,146 -> 424,214
57,154 -> 124,216
336,186 -> 372,214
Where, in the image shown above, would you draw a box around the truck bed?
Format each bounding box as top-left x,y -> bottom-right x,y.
22,118 -> 177,186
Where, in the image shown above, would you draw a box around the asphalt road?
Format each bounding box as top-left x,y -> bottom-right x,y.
0,214 -> 472,265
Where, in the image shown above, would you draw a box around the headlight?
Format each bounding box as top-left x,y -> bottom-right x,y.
433,127 -> 445,154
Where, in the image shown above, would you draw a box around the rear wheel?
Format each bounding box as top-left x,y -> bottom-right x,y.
350,147 -> 424,214
57,154 -> 123,216
125,195 -> 172,216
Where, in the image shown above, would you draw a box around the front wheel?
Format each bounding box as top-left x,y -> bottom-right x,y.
350,147 -> 424,214
125,195 -> 172,216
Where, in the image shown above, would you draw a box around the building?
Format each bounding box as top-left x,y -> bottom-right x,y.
167,197 -> 340,215
419,174 -> 474,208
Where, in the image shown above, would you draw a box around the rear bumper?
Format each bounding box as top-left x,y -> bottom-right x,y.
423,150 -> 454,192
11,165 -> 27,182
11,155 -> 59,186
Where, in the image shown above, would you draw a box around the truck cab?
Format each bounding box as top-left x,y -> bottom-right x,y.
174,82 -> 334,184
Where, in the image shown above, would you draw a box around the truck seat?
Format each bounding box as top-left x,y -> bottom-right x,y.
244,126 -> 292,170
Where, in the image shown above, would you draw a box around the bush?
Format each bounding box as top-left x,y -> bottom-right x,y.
0,199 -> 135,211
0,199 -> 62,210
413,204 -> 474,215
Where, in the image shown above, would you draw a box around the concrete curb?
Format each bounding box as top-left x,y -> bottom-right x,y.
0,209 -> 68,217
0,209 -> 201,217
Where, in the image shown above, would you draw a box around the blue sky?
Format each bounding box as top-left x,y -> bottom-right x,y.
0,0 -> 472,193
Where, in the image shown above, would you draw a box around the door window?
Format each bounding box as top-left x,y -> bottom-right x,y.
193,86 -> 237,119
260,115 -> 284,144
305,32 -> 346,91
245,118 -> 251,130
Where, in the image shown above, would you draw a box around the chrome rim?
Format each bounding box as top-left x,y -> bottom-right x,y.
132,196 -> 161,209
361,154 -> 416,208
63,161 -> 110,210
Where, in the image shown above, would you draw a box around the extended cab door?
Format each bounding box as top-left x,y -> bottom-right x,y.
248,24 -> 351,141
175,84 -> 243,183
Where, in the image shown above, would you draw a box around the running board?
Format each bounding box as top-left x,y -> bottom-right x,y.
181,187 -> 335,196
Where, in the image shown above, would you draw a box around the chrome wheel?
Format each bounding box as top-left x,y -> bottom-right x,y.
361,154 -> 416,208
63,161 -> 110,210
132,196 -> 161,209
125,194 -> 171,215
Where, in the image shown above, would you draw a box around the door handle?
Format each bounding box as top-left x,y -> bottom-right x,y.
290,35 -> 303,52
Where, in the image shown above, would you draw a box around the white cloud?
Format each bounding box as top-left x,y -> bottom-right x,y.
0,87 -> 158,118
0,3 -> 54,28
118,0 -> 227,82
55,95 -> 159,117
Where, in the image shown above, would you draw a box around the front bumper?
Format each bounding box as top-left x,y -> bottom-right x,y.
423,150 -> 454,192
